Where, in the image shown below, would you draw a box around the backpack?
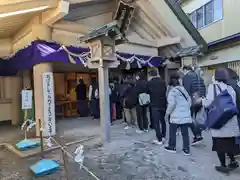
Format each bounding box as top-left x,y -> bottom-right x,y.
205,84 -> 238,129
138,93 -> 150,106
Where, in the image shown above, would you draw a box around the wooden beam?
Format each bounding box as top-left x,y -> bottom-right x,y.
0,0 -> 58,15
136,0 -> 174,37
64,0 -> 115,21
12,15 -> 41,44
52,20 -> 92,34
157,37 -> 181,48
127,33 -> 157,47
67,0 -> 102,4
42,0 -> 70,25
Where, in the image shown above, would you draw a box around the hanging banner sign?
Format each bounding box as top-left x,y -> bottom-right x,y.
21,90 -> 33,110
43,72 -> 56,136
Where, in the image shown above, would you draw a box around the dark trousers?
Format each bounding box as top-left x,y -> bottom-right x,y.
91,99 -> 100,119
169,123 -> 190,150
217,152 -> 235,166
190,107 -> 202,138
77,100 -> 88,117
136,105 -> 148,130
151,107 -> 166,141
149,106 -> 154,128
116,102 -> 122,119
189,123 -> 202,138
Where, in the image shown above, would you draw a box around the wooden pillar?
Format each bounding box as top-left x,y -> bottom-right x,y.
11,76 -> 22,125
32,24 -> 52,40
22,70 -> 32,89
33,63 -> 53,136
32,24 -> 52,136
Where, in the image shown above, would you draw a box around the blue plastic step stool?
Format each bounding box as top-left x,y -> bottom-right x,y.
30,159 -> 60,177
16,139 -> 40,151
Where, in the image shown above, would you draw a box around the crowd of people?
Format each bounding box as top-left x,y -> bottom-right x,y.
75,65 -> 240,174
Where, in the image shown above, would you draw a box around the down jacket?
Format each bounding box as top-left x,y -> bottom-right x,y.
166,86 -> 192,124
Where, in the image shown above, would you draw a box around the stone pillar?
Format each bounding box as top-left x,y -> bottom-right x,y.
33,63 -> 53,136
11,76 -> 22,125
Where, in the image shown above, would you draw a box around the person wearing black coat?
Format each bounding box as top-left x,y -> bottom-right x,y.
182,65 -> 206,145
147,69 -> 167,144
135,72 -> 149,133
75,79 -> 88,117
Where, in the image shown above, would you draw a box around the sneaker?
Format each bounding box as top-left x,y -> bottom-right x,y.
149,125 -> 154,129
124,126 -> 130,130
144,129 -> 149,132
164,146 -> 176,153
153,140 -> 163,145
215,166 -> 231,174
191,137 -> 203,145
228,161 -> 239,170
183,149 -> 190,156
162,138 -> 166,143
136,129 -> 144,134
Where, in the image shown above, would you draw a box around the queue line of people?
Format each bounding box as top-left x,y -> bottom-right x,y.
75,66 -> 240,174
118,66 -> 240,174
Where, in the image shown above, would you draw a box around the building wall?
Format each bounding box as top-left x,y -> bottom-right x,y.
182,0 -> 240,43
198,44 -> 240,67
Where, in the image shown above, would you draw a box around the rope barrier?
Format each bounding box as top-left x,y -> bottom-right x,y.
50,137 -> 101,180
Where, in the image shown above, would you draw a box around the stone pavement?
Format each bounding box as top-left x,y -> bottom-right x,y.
0,118 -> 240,180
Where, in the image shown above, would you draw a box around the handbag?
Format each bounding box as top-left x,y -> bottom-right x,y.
195,106 -> 207,130
138,93 -> 150,106
205,84 -> 238,129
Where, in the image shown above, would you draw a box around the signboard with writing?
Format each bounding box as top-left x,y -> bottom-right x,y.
43,72 -> 56,136
21,90 -> 33,110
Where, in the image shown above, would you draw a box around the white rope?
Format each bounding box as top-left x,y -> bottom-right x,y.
49,137 -> 101,180
62,45 -> 157,68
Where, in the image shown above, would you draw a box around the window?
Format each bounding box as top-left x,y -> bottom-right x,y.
188,0 -> 223,29
214,0 -> 223,21
196,7 -> 204,28
205,1 -> 214,25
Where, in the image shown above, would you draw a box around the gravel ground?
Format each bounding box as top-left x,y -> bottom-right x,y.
1,118 -> 240,180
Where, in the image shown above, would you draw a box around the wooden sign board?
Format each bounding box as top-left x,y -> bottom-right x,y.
21,90 -> 33,110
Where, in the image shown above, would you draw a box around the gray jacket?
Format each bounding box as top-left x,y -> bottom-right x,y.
202,81 -> 239,137
166,86 -> 192,124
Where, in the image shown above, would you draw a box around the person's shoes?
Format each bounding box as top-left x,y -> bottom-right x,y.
136,129 -> 144,134
183,149 -> 190,156
153,140 -> 163,145
124,126 -> 130,130
228,161 -> 239,170
215,166 -> 231,174
191,137 -> 203,145
144,129 -> 149,132
164,146 -> 176,153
